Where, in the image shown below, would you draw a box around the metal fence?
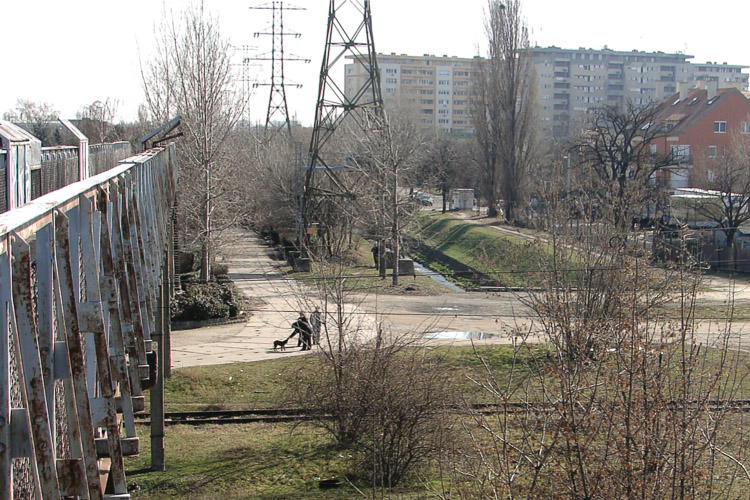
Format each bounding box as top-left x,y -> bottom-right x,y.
89,142 -> 132,177
0,145 -> 176,499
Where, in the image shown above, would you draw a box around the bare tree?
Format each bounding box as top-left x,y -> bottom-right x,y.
576,101 -> 673,231
446,203 -> 750,499
423,132 -> 471,213
290,259 -> 451,488
473,0 -> 539,222
3,99 -> 58,145
356,110 -> 425,285
76,98 -> 120,143
141,2 -> 245,281
692,134 -> 750,257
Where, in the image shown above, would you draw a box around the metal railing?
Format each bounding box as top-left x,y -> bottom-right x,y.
0,145 -> 176,499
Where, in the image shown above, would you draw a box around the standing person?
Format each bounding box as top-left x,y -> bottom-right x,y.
291,312 -> 313,350
310,306 -> 323,345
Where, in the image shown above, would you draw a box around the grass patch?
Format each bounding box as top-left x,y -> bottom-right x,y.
161,357 -> 311,412
130,343 -> 750,498
126,422 -> 358,499
408,213 -> 559,289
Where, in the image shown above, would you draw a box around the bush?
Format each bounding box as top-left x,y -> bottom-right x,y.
293,330 -> 451,487
172,282 -> 243,322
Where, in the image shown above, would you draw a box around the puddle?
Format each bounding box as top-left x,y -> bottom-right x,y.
433,306 -> 460,312
426,331 -> 495,340
413,262 -> 464,292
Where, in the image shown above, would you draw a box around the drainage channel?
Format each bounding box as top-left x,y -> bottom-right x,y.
413,261 -> 464,292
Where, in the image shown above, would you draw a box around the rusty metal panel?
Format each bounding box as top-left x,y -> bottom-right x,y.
79,191 -> 127,495
10,235 -> 61,498
0,244 -> 11,498
35,222 -> 56,428
0,144 -> 176,497
55,211 -> 103,500
9,408 -> 31,458
96,188 -> 138,437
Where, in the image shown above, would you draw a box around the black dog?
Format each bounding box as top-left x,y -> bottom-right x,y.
273,337 -> 290,351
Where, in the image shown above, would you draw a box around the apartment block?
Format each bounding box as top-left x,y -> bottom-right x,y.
534,46 -> 748,138
345,53 -> 479,135
344,48 -> 749,139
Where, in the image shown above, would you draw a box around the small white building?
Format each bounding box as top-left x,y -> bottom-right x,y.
450,188 -> 474,210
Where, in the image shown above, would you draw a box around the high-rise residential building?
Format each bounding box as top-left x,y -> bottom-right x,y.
533,46 -> 748,138
344,47 -> 749,139
345,53 -> 479,136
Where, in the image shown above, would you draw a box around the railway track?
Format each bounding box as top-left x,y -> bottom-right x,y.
135,400 -> 750,426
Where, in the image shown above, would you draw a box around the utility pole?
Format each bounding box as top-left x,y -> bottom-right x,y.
249,2 -> 310,139
300,0 -> 384,249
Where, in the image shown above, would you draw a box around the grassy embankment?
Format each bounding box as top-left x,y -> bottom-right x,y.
407,212 -> 560,289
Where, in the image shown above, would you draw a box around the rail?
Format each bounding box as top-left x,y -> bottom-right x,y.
0,145 -> 176,499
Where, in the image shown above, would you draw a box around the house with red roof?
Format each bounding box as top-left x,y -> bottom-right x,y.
650,82 -> 750,189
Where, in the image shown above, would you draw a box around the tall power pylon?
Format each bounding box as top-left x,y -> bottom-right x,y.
300,0 -> 384,243
231,44 -> 259,125
249,2 -> 309,138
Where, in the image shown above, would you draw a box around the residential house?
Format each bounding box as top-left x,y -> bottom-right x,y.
649,82 -> 750,189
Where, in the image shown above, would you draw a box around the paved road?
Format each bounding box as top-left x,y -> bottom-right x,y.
171,226 -> 750,369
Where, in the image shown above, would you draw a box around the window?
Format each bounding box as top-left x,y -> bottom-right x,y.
671,145 -> 690,163
708,145 -> 717,158
714,121 -> 727,133
741,121 -> 750,134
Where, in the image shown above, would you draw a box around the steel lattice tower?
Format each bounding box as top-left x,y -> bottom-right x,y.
300,0 -> 384,241
249,2 -> 309,139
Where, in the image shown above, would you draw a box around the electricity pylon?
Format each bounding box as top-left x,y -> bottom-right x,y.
249,2 -> 310,139
300,0 -> 384,244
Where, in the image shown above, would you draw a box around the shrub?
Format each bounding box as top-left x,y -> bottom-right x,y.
293,330 -> 451,487
172,282 -> 243,322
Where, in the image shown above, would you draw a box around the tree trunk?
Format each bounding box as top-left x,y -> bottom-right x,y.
200,161 -> 211,281
392,172 -> 400,286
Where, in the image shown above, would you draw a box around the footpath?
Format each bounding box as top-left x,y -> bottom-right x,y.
171,229 -> 324,368
170,228 -> 378,368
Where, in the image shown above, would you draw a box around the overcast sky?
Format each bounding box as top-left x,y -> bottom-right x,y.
3,0 -> 749,127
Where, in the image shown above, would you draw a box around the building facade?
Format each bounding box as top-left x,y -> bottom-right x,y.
345,53 -> 479,135
533,47 -> 748,139
344,47 -> 749,139
650,85 -> 750,189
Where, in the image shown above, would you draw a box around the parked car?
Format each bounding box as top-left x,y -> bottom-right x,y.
411,191 -> 433,206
